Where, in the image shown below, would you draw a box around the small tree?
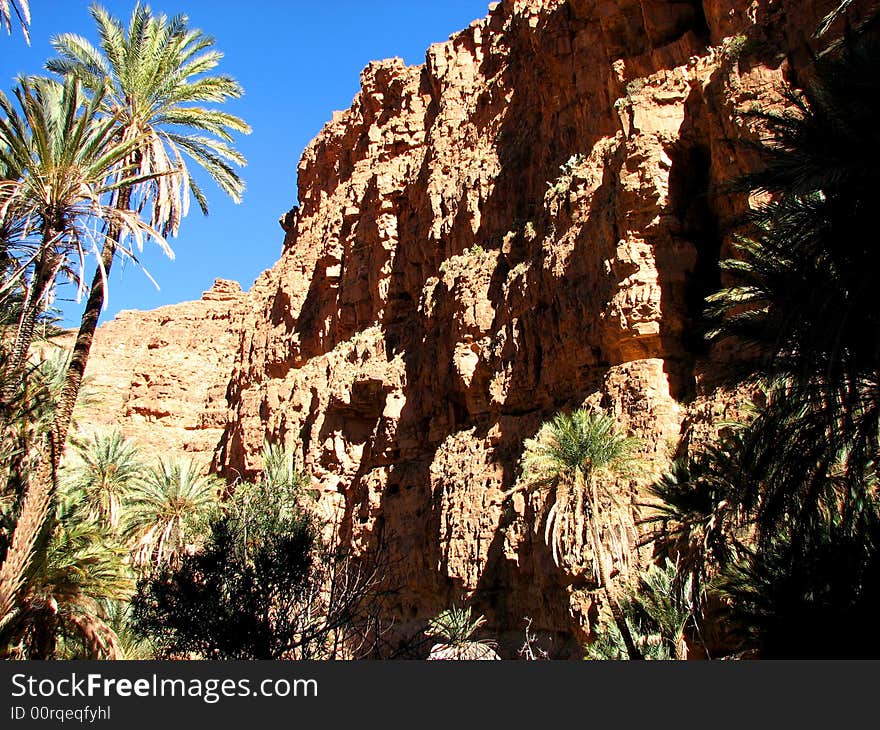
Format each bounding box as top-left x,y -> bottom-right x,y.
508,407 -> 643,659
131,506 -> 317,659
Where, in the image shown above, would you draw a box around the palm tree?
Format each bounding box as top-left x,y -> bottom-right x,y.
0,74 -> 164,398
714,470 -> 880,658
123,459 -> 221,568
635,559 -> 694,660
46,2 -> 250,456
0,493 -> 133,659
695,28 -> 880,656
63,431 -> 143,530
508,407 -> 643,659
584,560 -> 693,660
0,0 -> 29,44
261,441 -> 309,494
641,427 -> 752,609
706,30 -> 880,542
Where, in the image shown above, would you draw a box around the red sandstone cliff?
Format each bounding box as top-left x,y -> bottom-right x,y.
63,279 -> 245,466
75,0 -> 866,655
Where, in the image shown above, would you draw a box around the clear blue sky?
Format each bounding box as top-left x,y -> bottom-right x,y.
0,0 -> 490,327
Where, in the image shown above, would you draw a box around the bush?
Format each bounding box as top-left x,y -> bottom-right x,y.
131,507 -> 317,659
132,466 -> 383,659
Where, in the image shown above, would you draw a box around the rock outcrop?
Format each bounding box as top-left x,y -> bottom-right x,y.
66,279 -> 245,466
73,0 -> 868,656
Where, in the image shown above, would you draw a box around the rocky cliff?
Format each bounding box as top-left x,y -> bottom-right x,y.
75,0 -> 862,656
64,279 -> 245,466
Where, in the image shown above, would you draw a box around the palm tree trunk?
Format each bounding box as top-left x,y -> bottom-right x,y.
30,610 -> 59,660
51,238 -> 114,470
2,237 -> 60,405
597,549 -> 643,660
0,450 -> 55,631
52,185 -> 131,471
675,633 -> 688,661
7,272 -> 41,375
0,228 -> 64,631
0,201 -> 123,632
588,474 -> 642,660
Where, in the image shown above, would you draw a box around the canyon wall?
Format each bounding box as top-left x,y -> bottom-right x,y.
76,0 -> 864,656
63,279 -> 245,466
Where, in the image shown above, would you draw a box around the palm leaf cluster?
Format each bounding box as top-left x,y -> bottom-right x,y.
47,3 -> 250,237
0,0 -> 29,43
515,408 -> 641,572
62,431 -> 223,568
0,75 -> 166,387
644,26 -> 880,657
425,606 -> 500,660
585,559 -> 693,661
0,499 -> 132,659
425,605 -> 487,645
714,491 -> 880,657
116,456 -> 222,568
64,431 -> 143,529
642,428 -> 751,604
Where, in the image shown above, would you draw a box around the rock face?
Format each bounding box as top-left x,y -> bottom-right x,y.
75,0 -> 865,656
70,279 -> 245,466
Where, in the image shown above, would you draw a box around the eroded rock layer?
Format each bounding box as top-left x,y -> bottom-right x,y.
67,279 -> 245,466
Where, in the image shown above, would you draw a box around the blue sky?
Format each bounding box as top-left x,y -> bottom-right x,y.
0,0 -> 490,327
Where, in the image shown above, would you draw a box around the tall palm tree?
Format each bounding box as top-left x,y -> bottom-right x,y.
0,1 -> 247,637
123,459 -> 221,568
63,431 -> 143,530
0,353 -> 60,635
695,28 -> 880,656
0,0 -> 29,44
508,408 -> 643,659
46,2 -> 250,458
0,74 -> 164,398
